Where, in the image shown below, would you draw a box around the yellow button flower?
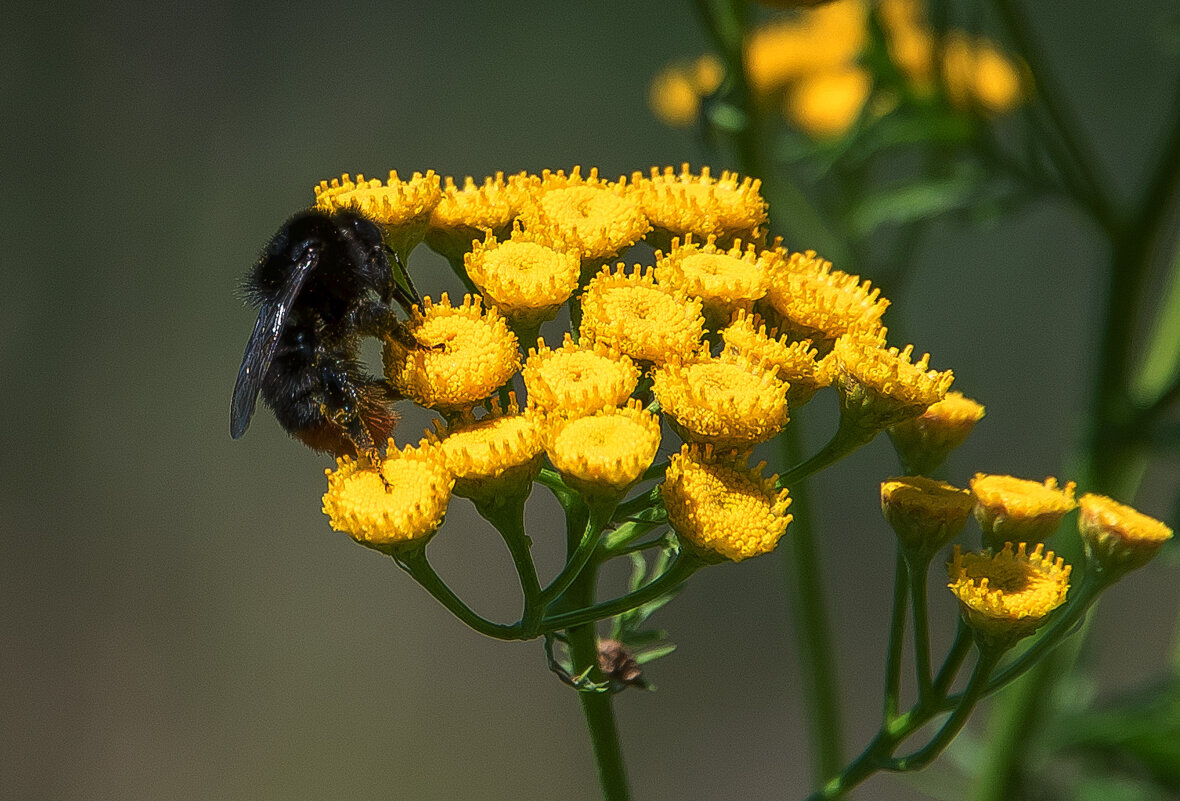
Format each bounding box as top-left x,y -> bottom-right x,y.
743,1 -> 869,95
970,474 -> 1077,550
721,310 -> 832,407
888,390 -> 986,476
425,172 -> 533,260
948,542 -> 1071,649
384,294 -> 521,413
942,33 -> 1025,115
629,164 -> 768,252
313,170 -> 442,258
1077,493 -> 1173,578
833,337 -> 954,432
663,444 -> 793,562
784,65 -> 872,139
652,352 -> 790,451
648,55 -> 724,128
322,443 -> 454,553
878,0 -> 936,89
427,401 -> 544,501
464,232 -> 581,328
764,257 -> 889,351
522,334 -> 639,417
579,264 -> 706,366
544,400 -> 662,500
881,476 -> 975,558
518,167 -> 650,264
655,236 -> 772,324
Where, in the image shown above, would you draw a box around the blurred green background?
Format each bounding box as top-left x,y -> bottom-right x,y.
3,1 -> 1178,799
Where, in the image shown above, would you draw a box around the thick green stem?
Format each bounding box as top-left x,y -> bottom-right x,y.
932,621 -> 972,698
395,548 -> 524,641
883,548 -> 909,721
904,553 -> 934,704
476,495 -> 543,638
542,503 -> 614,606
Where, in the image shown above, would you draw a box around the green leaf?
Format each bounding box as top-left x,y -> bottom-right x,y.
634,643 -> 678,666
847,175 -> 982,236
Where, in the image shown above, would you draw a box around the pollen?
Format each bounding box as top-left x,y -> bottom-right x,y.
970,474 -> 1077,549
629,164 -> 768,251
579,264 -> 706,366
385,294 -> 521,413
463,231 -> 581,327
425,172 -> 532,259
721,310 -> 832,407
518,167 -> 650,263
764,257 -> 889,351
1078,493 -> 1173,576
322,443 -> 454,551
544,400 -> 662,497
833,337 -> 953,430
655,236 -> 772,322
522,334 -> 640,417
663,444 -> 792,562
881,476 -> 975,557
948,542 -> 1071,648
652,352 -> 790,450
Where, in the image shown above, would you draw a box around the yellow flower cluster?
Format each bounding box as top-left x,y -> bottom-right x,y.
969,473 -> 1076,549
649,0 -> 1026,138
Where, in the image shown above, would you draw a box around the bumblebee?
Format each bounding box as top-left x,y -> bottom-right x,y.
230,208 -> 420,460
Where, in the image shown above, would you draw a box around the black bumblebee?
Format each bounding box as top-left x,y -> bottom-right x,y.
230,208 -> 421,459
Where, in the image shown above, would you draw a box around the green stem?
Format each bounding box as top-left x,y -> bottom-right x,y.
542,554 -> 703,631
395,548 -> 524,641
781,424 -> 844,783
778,419 -> 877,489
904,553 -> 934,705
476,495 -> 543,638
542,502 -> 614,606
932,620 -> 972,698
883,548 -> 909,721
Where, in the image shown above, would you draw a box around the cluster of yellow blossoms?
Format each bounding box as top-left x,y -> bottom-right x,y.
312,164 -> 957,567
651,0 -> 1026,138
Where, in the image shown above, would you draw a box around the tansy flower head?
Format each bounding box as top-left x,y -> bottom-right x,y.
322,442 -> 453,554
881,476 -> 975,558
948,542 -> 1071,649
1077,493 -> 1173,578
942,33 -> 1026,115
464,230 -> 581,328
630,165 -> 768,252
764,258 -> 889,352
314,170 -> 442,258
652,351 -> 790,452
663,444 -> 792,562
425,172 -> 532,260
425,396 -> 544,502
878,0 -> 936,89
743,1 -> 870,96
970,474 -> 1077,550
544,400 -> 662,501
655,236 -> 772,325
721,310 -> 832,407
648,55 -> 725,128
522,334 -> 639,417
384,294 -> 521,413
518,167 -> 650,265
579,264 -> 706,366
833,337 -> 954,433
888,390 -> 986,476
784,65 -> 872,139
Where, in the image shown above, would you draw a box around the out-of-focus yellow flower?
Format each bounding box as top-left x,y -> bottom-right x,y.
833,337 -> 954,432
425,172 -> 532,260
322,443 -> 453,552
648,55 -> 726,128
522,334 -> 639,417
385,294 -> 521,413
744,0 -> 870,95
720,310 -> 833,407
888,390 -> 986,476
579,264 -> 706,366
1077,493 -> 1173,577
763,258 -> 889,352
545,400 -> 662,500
629,164 -> 768,251
655,236 -> 773,323
970,474 -> 1077,549
652,352 -> 790,451
426,400 -> 544,501
314,170 -> 442,258
464,231 -> 581,328
948,542 -> 1071,649
784,65 -> 872,138
942,33 -> 1025,115
518,167 -> 650,264
882,475 -> 974,558
663,444 -> 793,562
878,0 -> 936,89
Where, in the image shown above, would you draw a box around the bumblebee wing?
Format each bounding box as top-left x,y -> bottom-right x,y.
229,245 -> 319,438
